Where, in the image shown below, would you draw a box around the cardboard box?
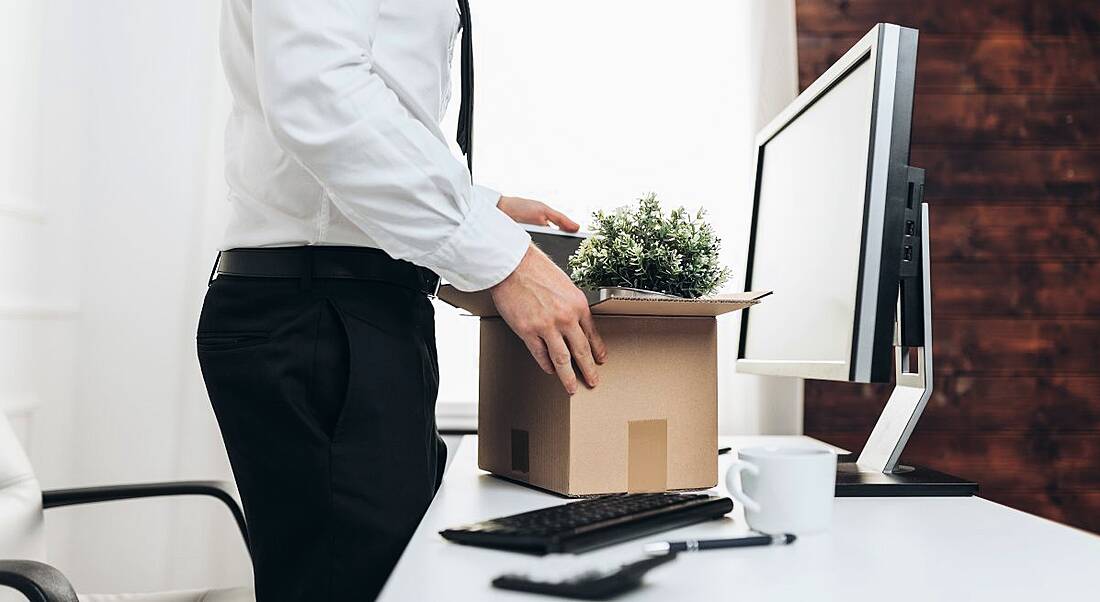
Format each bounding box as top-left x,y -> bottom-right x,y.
439,285 -> 769,496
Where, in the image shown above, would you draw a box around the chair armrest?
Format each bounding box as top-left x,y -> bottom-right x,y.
0,560 -> 79,602
42,480 -> 249,552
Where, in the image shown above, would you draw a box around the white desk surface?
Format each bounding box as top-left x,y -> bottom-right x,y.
381,435 -> 1100,601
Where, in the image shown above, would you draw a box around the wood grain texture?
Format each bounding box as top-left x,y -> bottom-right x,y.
797,0 -> 1100,533
913,93 -> 1100,148
931,318 -> 1100,375
929,204 -> 1100,261
811,430 -> 1100,492
910,148 -> 1100,202
934,261 -> 1100,317
799,33 -> 1100,93
796,0 -> 1100,35
805,376 -> 1100,432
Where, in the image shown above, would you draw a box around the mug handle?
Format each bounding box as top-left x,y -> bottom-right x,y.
726,460 -> 762,513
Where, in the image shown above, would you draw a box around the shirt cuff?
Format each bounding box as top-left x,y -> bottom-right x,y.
472,184 -> 502,208
421,186 -> 531,292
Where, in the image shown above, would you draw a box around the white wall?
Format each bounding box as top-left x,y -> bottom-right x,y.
434,0 -> 803,436
0,0 -> 78,443
11,0 -> 249,594
718,0 -> 804,436
0,0 -> 83,585
5,0 -> 800,594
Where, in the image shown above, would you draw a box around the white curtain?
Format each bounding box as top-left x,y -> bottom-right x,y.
9,0 -> 799,593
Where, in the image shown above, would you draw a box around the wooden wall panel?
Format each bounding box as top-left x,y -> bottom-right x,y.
934,262 -> 1100,317
931,318 -> 1100,375
796,0 -> 1100,35
806,376 -> 1100,432
913,93 -> 1100,148
816,431 -> 1100,491
796,0 -> 1100,533
799,33 -> 1100,93
909,148 -> 1100,201
930,204 -> 1100,261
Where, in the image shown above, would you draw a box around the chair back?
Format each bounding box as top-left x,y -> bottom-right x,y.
0,412 -> 46,562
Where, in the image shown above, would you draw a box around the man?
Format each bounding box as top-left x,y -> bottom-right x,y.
198,0 -> 606,599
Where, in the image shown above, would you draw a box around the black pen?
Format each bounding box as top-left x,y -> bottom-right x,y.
644,533 -> 796,554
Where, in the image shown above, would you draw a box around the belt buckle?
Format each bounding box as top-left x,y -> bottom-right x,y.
423,270 -> 442,298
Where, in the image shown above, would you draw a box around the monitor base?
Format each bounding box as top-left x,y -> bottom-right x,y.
835,456 -> 977,497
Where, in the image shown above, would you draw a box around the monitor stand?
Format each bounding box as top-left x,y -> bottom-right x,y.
833,192 -> 977,497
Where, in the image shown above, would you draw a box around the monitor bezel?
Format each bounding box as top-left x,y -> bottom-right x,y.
736,23 -> 919,384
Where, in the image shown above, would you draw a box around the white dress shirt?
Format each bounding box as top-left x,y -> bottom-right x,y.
219,0 -> 531,291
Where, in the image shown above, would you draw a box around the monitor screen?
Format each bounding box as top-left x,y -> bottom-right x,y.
741,55 -> 876,375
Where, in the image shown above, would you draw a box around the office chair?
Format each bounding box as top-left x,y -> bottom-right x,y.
0,413 -> 254,601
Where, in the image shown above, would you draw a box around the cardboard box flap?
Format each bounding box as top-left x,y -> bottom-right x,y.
589,288 -> 770,317
437,284 -> 770,318
437,285 -> 498,317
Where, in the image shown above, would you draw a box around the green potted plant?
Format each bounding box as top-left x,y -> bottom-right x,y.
568,193 -> 730,298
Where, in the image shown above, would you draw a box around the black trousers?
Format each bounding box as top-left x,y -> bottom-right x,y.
197,273 -> 446,601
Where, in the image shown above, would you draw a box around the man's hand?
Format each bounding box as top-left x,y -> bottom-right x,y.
490,244 -> 607,395
498,196 -> 580,232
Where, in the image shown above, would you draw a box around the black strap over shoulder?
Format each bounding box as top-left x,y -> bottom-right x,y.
457,0 -> 475,177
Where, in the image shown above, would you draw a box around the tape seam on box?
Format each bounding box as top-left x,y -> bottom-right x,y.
627,419 -> 668,492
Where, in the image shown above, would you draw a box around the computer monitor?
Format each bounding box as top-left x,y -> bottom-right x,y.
736,23 -> 975,496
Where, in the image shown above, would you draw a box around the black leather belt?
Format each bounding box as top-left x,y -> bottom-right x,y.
214,247 -> 441,296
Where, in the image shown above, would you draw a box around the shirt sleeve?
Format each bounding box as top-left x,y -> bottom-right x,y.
251,0 -> 530,291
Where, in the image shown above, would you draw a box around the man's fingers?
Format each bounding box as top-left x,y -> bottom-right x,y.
522,337 -> 555,374
564,324 -> 599,388
542,333 -> 578,395
579,312 -> 608,364
545,208 -> 580,233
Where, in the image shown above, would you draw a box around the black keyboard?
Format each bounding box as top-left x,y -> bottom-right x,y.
440,493 -> 734,555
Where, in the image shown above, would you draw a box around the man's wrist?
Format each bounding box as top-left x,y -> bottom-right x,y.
490,243 -> 535,292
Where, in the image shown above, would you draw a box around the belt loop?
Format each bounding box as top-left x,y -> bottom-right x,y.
207,251 -> 222,287
300,247 -> 313,291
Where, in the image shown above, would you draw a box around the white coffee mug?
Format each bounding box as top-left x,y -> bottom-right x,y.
724,445 -> 837,535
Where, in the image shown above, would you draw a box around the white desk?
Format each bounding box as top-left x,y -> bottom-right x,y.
381,436 -> 1100,601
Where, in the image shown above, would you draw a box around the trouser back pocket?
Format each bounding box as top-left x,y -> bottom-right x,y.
196,331 -> 270,351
